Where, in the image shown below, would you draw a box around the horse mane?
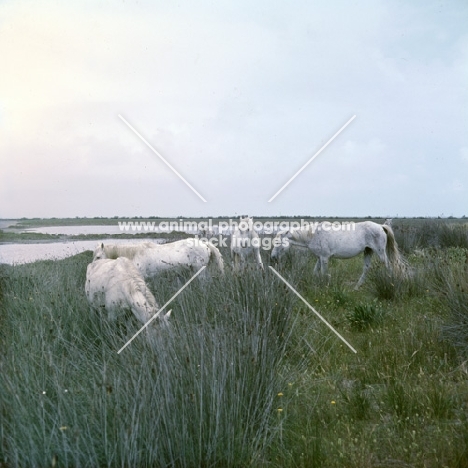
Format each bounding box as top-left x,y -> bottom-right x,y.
104,242 -> 156,260
290,226 -> 316,244
127,268 -> 158,310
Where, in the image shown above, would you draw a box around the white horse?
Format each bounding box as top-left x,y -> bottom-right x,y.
85,257 -> 171,325
198,225 -> 219,238
231,216 -> 264,271
271,221 -> 406,289
92,242 -> 157,262
93,238 -> 224,278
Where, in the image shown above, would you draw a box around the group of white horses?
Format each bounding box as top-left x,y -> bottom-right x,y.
85,216 -> 407,331
85,238 -> 225,328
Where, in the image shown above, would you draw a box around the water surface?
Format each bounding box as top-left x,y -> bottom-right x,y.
0,238 -> 163,265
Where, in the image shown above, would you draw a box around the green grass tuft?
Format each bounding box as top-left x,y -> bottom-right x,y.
346,302 -> 384,331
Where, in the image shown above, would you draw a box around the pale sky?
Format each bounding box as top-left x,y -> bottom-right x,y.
0,0 -> 467,218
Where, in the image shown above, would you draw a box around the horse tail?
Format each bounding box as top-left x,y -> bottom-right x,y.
206,242 -> 225,275
382,224 -> 409,276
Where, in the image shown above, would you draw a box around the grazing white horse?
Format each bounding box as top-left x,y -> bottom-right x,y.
198,225 -> 219,238
231,216 -> 264,271
271,221 -> 406,289
92,242 -> 157,262
93,239 -> 224,278
85,257 -> 171,325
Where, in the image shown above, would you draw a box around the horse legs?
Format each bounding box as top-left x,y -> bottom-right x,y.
375,237 -> 389,269
355,247 -> 373,290
254,247 -> 264,270
313,259 -> 320,275
319,257 -> 329,276
233,252 -> 246,272
232,252 -> 240,272
198,263 -> 210,281
317,257 -> 331,285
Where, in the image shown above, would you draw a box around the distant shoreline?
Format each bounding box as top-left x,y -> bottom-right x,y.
1,215 -> 466,229
0,231 -> 191,245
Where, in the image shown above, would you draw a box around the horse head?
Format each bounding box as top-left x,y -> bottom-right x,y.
383,218 -> 393,227
270,230 -> 292,262
238,216 -> 254,233
157,309 -> 172,326
92,242 -> 107,261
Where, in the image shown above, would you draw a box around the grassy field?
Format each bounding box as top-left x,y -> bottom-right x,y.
1,220 -> 468,466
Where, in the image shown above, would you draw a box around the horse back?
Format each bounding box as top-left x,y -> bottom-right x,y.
308,222 -> 384,258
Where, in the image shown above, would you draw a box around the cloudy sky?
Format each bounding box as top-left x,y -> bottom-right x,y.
0,0 -> 467,218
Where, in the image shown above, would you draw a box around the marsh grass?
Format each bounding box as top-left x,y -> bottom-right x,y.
367,264 -> 427,301
339,380 -> 372,421
1,240 -> 468,467
431,248 -> 468,360
267,248 -> 468,467
394,220 -> 468,253
0,252 -> 302,466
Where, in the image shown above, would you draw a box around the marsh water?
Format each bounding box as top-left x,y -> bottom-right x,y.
27,225 -> 130,235
0,238 -> 164,265
0,222 -> 192,265
1,222 -> 239,265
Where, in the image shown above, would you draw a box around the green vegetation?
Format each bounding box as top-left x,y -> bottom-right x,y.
346,302 -> 384,331
393,219 -> 468,253
1,222 -> 468,466
0,230 -> 64,242
0,230 -> 191,243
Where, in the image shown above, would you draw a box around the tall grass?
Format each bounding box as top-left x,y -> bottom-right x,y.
367,265 -> 426,301
394,220 -> 468,253
0,252 -> 305,466
431,248 -> 468,359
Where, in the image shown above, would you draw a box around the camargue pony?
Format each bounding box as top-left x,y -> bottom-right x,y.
85,257 -> 171,325
231,216 -> 264,271
271,221 -> 406,289
199,225 -> 219,238
92,242 -> 157,262
93,239 -> 224,278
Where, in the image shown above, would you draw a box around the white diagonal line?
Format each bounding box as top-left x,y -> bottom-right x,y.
269,266 -> 357,353
268,115 -> 356,202
117,266 -> 206,354
118,114 -> 207,203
